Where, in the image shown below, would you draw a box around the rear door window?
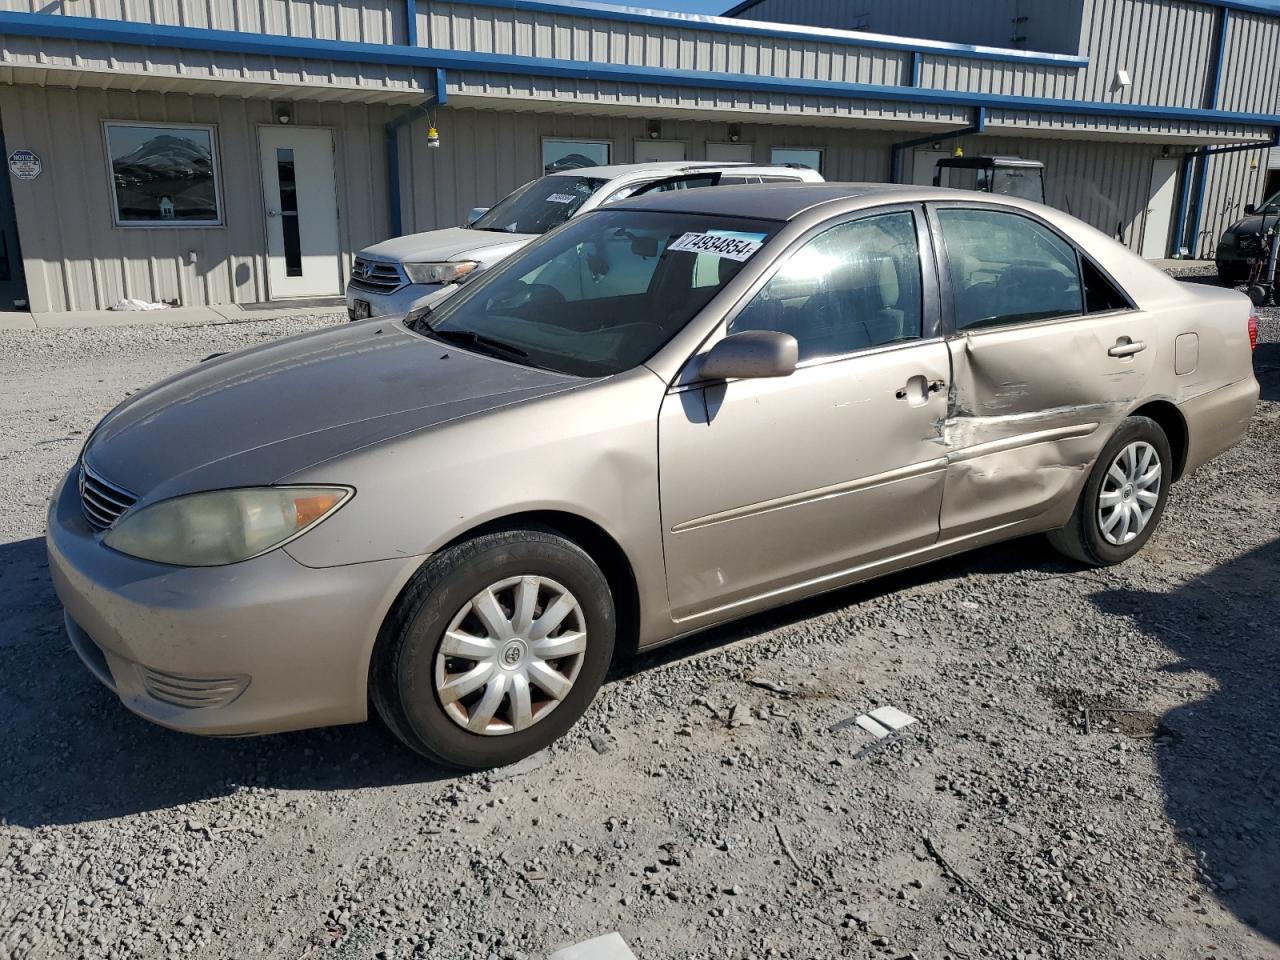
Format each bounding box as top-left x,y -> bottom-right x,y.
936,208 -> 1083,331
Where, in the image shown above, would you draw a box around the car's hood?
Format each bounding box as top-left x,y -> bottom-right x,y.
84,321 -> 579,502
1226,213 -> 1280,237
360,226 -> 538,264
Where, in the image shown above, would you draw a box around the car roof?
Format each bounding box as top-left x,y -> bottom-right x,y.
546,161 -> 807,180
608,182 -> 927,220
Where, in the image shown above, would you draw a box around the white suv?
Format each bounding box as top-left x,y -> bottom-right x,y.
346,162 -> 824,320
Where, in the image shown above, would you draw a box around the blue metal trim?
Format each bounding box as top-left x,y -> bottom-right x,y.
405,0 -> 417,48
888,106 -> 985,183
0,13 -> 1275,127
1209,7 -> 1230,108
910,50 -> 922,87
435,67 -> 448,105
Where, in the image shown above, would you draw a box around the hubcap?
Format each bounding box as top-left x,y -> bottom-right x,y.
434,576 -> 587,736
1098,440 -> 1161,546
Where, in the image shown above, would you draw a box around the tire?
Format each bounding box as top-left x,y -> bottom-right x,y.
371,527 -> 615,769
1047,415 -> 1172,567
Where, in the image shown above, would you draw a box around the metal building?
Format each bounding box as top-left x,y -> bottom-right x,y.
0,0 -> 1273,313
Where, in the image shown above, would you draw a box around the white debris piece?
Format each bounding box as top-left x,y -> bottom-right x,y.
110,298 -> 170,311
853,706 -> 917,739
547,932 -> 638,960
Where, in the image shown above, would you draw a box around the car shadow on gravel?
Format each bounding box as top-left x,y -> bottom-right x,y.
619,532 -> 1076,677
0,537 -> 453,828
1092,539 -> 1280,945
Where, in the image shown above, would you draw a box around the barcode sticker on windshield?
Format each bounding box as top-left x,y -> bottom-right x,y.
668,232 -> 763,261
545,193 -> 577,204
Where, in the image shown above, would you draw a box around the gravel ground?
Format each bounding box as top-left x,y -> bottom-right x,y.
1,285 -> 1278,960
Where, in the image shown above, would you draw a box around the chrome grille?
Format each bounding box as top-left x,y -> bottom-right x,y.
1239,234 -> 1262,254
349,257 -> 405,293
138,666 -> 250,709
79,462 -> 138,531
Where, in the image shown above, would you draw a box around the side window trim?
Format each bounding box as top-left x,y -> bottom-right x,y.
713,202 -> 941,369
924,201 -> 1135,336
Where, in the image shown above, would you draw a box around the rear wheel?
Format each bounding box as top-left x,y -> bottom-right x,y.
1047,416 -> 1171,566
372,528 -> 615,769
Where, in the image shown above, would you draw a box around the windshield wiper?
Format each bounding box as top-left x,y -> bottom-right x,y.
427,328 -> 534,365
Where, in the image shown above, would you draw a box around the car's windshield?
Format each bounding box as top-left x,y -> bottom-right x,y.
469,176 -> 608,235
412,209 -> 781,377
1255,190 -> 1280,215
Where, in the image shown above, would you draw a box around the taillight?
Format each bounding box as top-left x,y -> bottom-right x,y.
1248,311 -> 1259,352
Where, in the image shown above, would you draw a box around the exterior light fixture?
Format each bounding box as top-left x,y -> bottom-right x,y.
728,124 -> 741,143
646,120 -> 661,140
426,126 -> 441,148
276,104 -> 293,124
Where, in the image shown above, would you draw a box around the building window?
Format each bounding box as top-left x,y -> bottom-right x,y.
770,147 -> 823,173
542,138 -> 611,175
104,122 -> 222,227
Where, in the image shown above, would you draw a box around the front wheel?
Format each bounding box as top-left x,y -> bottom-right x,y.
371,528 -> 615,769
1047,416 -> 1172,566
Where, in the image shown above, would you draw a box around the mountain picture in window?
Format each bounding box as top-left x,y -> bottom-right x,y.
109,127 -> 218,223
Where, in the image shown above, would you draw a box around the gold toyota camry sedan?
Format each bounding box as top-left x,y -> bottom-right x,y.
47,184 -> 1260,769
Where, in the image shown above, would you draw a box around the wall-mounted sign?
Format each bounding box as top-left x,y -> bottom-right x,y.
8,149 -> 42,180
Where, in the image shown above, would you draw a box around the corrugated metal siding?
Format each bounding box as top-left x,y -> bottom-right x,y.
918,56 -> 1081,99
1192,147 -> 1266,257
1076,0 -> 1217,107
1217,9 -> 1280,115
733,0 -> 1085,56
419,2 -> 911,85
0,85 -> 391,311
0,0 -> 408,45
398,106 -> 899,234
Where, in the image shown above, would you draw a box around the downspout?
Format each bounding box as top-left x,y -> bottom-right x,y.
1173,130 -> 1279,258
888,106 -> 986,185
385,66 -> 448,238
1174,6 -> 1234,259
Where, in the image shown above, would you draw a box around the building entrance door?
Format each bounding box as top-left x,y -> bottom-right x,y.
910,150 -> 951,186
1140,157 -> 1179,259
0,127 -> 29,310
258,126 -> 341,299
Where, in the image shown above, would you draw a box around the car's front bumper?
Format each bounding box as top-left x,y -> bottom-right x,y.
344,282 -> 443,321
45,469 -> 420,736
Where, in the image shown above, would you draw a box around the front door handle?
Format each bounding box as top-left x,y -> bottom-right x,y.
1108,338 -> 1146,358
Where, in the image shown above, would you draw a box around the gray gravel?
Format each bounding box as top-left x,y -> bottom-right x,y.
2,287 -> 1278,960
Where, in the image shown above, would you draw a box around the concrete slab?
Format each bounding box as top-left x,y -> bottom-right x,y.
24,304 -> 346,330
0,311 -> 37,330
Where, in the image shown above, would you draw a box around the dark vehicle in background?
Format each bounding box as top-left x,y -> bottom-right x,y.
1216,190 -> 1280,286
933,155 -> 1047,204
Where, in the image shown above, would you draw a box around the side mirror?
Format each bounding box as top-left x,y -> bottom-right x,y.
467,207 -> 489,225
1245,203 -> 1257,216
698,331 -> 798,381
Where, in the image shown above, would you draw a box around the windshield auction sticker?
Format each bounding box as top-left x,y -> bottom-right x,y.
545,193 -> 578,204
668,232 -> 763,261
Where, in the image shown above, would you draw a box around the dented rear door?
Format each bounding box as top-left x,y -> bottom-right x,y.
928,203 -> 1154,538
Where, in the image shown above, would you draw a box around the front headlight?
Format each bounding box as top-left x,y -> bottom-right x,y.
1219,231 -> 1238,249
102,486 -> 352,567
402,261 -> 478,285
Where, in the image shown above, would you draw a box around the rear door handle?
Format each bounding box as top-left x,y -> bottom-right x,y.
1108,339 -> 1146,358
